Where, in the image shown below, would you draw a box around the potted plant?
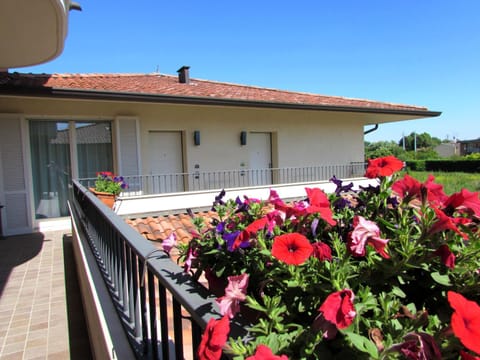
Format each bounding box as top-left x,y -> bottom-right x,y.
173,156 -> 480,360
90,171 -> 128,208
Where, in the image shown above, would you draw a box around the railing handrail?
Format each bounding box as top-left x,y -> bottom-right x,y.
70,179 -> 246,359
80,162 -> 365,180
78,162 -> 367,198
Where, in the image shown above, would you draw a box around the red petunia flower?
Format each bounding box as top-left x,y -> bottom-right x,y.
365,156 -> 404,178
232,210 -> 284,250
271,233 -> 313,265
433,244 -> 456,269
460,350 -> 480,360
392,174 -> 422,200
445,188 -> 480,217
429,208 -> 468,240
246,345 -> 289,360
318,289 -> 356,330
198,315 -> 230,360
96,171 -> 114,177
348,215 -> 390,259
231,216 -> 269,250
305,187 -> 337,226
448,291 -> 480,355
424,175 -> 448,206
312,241 -> 332,261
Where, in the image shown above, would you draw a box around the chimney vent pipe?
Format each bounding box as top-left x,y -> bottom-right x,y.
177,66 -> 190,84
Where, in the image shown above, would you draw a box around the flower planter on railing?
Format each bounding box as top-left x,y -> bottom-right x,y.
89,188 -> 116,208
89,171 -> 128,208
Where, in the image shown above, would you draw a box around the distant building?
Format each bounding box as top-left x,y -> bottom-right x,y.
458,138 -> 480,155
434,142 -> 461,157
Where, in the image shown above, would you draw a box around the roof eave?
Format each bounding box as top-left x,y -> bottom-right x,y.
0,86 -> 442,117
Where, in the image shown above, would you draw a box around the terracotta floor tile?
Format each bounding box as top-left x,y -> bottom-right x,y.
1,341 -> 25,355
24,355 -> 47,360
9,323 -> 29,334
23,346 -> 47,360
5,333 -> 28,344
46,350 -> 69,359
26,336 -> 48,348
29,322 -> 49,331
0,350 -> 27,359
27,329 -> 48,340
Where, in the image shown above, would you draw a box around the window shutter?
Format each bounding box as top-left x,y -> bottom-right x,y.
0,115 -> 31,234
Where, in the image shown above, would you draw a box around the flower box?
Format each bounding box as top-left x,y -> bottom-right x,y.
165,156 -> 480,359
90,188 -> 116,209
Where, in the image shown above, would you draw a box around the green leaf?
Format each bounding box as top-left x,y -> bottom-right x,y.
430,271 -> 452,286
344,332 -> 379,359
391,286 -> 406,298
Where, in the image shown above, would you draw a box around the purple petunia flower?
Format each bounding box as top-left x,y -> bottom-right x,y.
330,175 -> 354,195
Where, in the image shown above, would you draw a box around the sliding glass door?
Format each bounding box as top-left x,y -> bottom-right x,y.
75,122 -> 113,178
29,120 -> 113,219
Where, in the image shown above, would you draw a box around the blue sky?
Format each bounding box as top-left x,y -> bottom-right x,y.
14,1 -> 480,143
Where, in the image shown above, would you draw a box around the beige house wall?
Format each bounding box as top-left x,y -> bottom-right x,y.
0,96 -> 365,175
1,94 -> 424,235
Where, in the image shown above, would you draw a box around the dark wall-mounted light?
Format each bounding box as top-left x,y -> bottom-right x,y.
194,130 -> 201,146
240,131 -> 247,146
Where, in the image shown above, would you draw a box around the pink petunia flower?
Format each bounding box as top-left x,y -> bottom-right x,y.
162,232 -> 177,254
216,273 -> 249,319
347,216 -> 390,259
183,246 -> 196,273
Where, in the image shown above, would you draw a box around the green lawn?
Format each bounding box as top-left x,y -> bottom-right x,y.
404,171 -> 480,195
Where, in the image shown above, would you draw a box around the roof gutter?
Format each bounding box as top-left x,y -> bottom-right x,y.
0,87 -> 443,117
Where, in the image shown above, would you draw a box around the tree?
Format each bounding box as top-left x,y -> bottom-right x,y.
365,141 -> 405,160
398,132 -> 441,151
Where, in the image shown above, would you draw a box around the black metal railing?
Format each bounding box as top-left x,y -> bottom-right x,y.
80,163 -> 366,197
70,180 -> 245,359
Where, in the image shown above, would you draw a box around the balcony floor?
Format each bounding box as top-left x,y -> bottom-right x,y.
0,230 -> 92,359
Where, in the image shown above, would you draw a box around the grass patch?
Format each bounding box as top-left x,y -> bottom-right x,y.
405,171 -> 480,195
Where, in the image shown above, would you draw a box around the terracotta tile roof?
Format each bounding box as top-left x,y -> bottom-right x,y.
126,210 -> 218,244
0,72 -> 432,112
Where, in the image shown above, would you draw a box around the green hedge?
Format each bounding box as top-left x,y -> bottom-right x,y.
405,160 -> 426,171
406,160 -> 480,173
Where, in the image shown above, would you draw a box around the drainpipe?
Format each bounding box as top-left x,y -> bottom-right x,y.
364,124 -> 379,135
